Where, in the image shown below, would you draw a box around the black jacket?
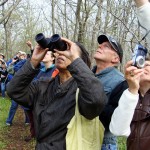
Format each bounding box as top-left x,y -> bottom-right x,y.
100,80 -> 128,129
7,58 -> 107,150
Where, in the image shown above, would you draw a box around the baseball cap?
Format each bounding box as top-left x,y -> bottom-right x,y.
97,34 -> 123,63
19,51 -> 26,56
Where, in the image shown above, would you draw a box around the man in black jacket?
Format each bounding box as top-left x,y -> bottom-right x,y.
93,34 -> 128,150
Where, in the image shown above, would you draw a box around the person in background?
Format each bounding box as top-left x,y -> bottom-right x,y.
25,50 -> 59,142
0,59 -> 8,98
6,51 -> 22,82
6,37 -> 107,149
13,51 -> 27,72
92,34 -> 128,150
6,51 -> 30,126
110,58 -> 150,150
35,51 -> 57,80
26,41 -> 34,53
6,51 -> 22,66
0,53 -> 5,60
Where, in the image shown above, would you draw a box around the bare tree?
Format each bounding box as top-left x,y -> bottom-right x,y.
0,0 -> 8,6
91,0 -> 103,54
0,0 -> 144,68
51,0 -> 55,34
0,0 -> 21,24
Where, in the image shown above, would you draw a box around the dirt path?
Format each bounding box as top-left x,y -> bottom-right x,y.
2,107 -> 35,150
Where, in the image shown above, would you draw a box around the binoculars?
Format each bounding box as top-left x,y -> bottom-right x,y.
35,33 -> 67,52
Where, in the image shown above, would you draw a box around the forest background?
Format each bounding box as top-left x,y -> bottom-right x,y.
0,0 -> 149,72
0,0 -> 146,149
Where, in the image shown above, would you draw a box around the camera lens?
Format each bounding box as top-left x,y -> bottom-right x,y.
136,56 -> 145,68
14,56 -> 18,60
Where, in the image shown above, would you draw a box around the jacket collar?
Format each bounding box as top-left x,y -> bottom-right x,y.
92,66 -> 115,75
41,64 -> 55,72
54,76 -> 75,97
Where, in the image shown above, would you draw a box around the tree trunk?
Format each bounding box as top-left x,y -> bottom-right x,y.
73,0 -> 82,41
0,0 -> 21,24
51,0 -> 55,34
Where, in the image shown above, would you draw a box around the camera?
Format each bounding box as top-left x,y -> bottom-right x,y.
14,56 -> 19,60
132,43 -> 148,68
35,33 -> 67,52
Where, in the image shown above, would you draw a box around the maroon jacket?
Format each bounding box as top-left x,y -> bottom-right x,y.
127,90 -> 150,150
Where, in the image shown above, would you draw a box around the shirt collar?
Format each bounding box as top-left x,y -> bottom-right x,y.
41,64 -> 55,72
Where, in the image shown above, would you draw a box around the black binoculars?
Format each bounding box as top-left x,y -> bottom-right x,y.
35,33 -> 67,52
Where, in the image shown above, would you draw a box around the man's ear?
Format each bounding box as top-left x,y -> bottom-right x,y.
111,54 -> 120,63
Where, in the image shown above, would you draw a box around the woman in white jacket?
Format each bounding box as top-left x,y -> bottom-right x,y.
109,59 -> 150,149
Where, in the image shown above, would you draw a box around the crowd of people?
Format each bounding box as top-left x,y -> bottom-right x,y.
0,0 -> 150,149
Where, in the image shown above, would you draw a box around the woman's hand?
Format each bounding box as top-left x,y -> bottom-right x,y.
54,37 -> 80,63
30,45 -> 48,68
125,60 -> 143,94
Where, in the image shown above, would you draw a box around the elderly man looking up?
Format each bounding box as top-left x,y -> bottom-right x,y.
92,34 -> 128,150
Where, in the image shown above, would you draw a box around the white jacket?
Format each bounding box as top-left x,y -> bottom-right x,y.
109,89 -> 139,137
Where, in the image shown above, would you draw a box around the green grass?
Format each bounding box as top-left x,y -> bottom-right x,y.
0,96 -> 127,149
0,96 -> 11,149
0,96 -> 36,149
118,137 -> 127,150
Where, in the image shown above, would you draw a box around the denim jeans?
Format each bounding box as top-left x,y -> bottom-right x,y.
6,100 -> 30,124
1,82 -> 6,97
101,131 -> 117,150
101,144 -> 117,150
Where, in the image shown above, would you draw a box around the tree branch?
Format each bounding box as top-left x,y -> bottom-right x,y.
0,0 -> 8,6
0,0 -> 22,24
99,2 -> 139,42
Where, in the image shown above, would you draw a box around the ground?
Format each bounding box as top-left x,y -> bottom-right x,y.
0,98 -> 126,150
0,105 -> 35,150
